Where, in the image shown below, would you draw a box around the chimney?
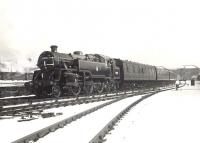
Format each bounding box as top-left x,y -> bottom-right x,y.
50,45 -> 58,52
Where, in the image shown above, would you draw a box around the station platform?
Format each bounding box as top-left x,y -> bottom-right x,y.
106,80 -> 200,143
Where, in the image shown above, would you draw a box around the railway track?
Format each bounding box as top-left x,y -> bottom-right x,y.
0,86 -> 26,97
89,92 -> 157,143
0,89 -> 153,117
0,85 -> 178,118
0,91 -> 123,106
11,86 -> 174,143
0,85 -> 157,116
0,89 -> 151,105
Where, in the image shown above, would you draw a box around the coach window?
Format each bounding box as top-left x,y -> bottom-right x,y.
141,68 -> 144,73
151,68 -> 153,75
126,63 -> 129,72
153,68 -> 155,75
137,65 -> 140,73
132,65 -> 135,73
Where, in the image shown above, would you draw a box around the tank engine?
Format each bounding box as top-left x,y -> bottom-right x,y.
26,45 -> 176,98
26,45 -> 120,97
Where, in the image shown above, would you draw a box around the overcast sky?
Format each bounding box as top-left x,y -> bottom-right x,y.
0,0 -> 200,71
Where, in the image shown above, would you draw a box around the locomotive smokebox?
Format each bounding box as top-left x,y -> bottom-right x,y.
50,45 -> 58,52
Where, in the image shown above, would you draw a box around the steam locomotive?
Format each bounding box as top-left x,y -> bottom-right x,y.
25,45 -> 176,98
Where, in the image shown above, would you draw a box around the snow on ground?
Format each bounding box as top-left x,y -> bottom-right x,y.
38,95 -> 142,143
2,80 -> 199,143
0,80 -> 28,87
105,81 -> 200,143
0,100 -> 112,143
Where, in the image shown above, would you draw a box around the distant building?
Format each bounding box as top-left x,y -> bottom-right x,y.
175,68 -> 200,80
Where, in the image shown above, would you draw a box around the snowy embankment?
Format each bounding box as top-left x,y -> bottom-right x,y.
105,81 -> 200,143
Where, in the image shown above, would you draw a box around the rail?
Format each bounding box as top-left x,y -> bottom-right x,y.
11,86 -> 175,143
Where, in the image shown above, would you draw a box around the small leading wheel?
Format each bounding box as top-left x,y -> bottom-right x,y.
51,85 -> 61,98
68,85 -> 81,96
